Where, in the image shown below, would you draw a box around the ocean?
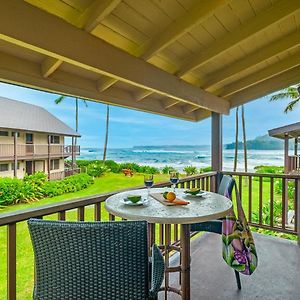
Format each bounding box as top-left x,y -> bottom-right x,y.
79,146 -> 284,172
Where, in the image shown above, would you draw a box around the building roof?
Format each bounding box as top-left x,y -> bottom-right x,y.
0,97 -> 80,137
268,122 -> 300,139
0,1 -> 299,121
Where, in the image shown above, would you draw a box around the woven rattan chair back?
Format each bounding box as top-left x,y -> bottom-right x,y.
28,219 -> 150,300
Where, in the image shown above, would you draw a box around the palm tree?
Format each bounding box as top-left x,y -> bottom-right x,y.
233,107 -> 239,172
241,105 -> 247,173
269,85 -> 300,113
102,105 -> 110,162
55,96 -> 88,145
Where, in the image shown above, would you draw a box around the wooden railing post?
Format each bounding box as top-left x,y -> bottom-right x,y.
7,223 -> 16,300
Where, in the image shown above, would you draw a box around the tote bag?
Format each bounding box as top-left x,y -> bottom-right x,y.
222,182 -> 258,275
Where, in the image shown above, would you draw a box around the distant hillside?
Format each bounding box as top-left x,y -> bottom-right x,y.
225,134 -> 290,150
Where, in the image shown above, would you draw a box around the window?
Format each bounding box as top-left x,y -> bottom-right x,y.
0,131 -> 9,137
11,162 -> 20,170
0,164 -> 9,172
50,135 -> 60,144
26,133 -> 33,143
50,159 -> 60,170
11,132 -> 20,137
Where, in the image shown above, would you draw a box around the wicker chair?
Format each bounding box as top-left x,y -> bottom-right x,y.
28,219 -> 164,300
190,175 -> 241,290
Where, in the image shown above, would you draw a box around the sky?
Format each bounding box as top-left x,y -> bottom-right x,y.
0,82 -> 299,148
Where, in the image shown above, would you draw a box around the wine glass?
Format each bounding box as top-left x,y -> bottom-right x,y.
169,172 -> 179,193
144,174 -> 154,199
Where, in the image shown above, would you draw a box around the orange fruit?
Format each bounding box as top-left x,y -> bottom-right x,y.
166,192 -> 176,202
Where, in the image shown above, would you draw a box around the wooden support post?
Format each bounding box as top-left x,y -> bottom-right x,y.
47,135 -> 51,180
211,112 -> 222,171
211,112 -> 222,190
13,132 -> 17,178
284,134 -> 289,174
295,137 -> 298,156
7,223 -> 16,300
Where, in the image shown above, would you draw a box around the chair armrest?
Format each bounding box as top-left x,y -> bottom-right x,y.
149,244 -> 164,299
190,220 -> 222,234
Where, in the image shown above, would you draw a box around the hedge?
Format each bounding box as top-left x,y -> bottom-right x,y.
0,172 -> 94,207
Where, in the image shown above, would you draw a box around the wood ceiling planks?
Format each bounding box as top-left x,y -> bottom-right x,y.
0,0 -> 297,122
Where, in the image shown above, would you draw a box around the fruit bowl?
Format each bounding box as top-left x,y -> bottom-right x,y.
126,195 -> 142,203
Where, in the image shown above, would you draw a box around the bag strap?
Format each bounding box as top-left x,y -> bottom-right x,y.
233,180 -> 247,222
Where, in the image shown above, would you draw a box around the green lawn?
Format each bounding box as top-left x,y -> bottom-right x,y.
0,173 -> 295,299
0,173 -> 169,300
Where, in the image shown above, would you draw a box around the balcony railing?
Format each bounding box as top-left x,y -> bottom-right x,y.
49,168 -> 81,181
288,155 -> 300,173
0,171 -> 299,299
0,144 -> 80,160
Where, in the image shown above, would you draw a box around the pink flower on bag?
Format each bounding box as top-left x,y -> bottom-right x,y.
222,219 -> 235,235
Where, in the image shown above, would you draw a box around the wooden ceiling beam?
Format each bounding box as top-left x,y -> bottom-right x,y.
202,30 -> 300,90
227,65 -> 300,108
41,57 -> 63,78
0,50 -> 196,121
194,109 -> 211,122
177,0 -> 300,77
134,90 -> 154,102
182,104 -> 199,114
97,77 -> 118,92
217,52 -> 300,97
78,0 -> 121,32
40,0 -> 121,82
0,0 -> 229,114
162,98 -> 181,110
140,0 -> 228,60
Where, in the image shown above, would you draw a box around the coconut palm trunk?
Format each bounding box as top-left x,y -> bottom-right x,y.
241,105 -> 247,173
233,107 -> 239,172
102,105 -> 110,162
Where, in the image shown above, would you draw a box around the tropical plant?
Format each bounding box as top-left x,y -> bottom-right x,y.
183,165 -> 197,176
86,162 -> 108,177
199,166 -> 212,173
55,95 -> 88,143
162,165 -> 177,174
269,85 -> 300,113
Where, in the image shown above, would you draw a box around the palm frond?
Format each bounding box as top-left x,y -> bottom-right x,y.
269,93 -> 292,101
55,95 -> 65,104
284,97 -> 300,113
83,100 -> 88,107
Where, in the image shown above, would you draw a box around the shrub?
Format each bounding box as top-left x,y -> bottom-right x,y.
104,160 -> 120,173
139,165 -> 160,174
43,173 -> 94,197
118,162 -> 141,173
183,166 -> 197,176
87,162 -> 108,177
254,165 -> 284,174
275,179 -> 294,199
0,172 -> 94,207
162,165 -> 177,174
0,178 -> 24,206
199,166 -> 212,173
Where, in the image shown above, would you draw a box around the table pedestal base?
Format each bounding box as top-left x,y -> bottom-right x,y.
149,223 -> 191,300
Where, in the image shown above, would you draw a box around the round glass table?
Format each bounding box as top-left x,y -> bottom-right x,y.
105,188 -> 232,300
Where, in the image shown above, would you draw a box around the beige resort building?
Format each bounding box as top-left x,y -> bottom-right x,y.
0,97 -> 80,180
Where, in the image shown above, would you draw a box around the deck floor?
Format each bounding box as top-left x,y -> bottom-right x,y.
158,233 -> 300,300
